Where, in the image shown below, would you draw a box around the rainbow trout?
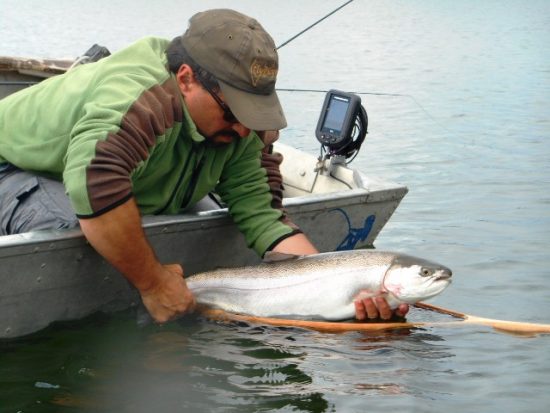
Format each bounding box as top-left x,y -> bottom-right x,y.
187,250 -> 452,320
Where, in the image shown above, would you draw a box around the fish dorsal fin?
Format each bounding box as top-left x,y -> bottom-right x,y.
262,251 -> 302,263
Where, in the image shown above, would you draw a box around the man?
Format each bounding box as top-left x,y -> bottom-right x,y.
0,9 -> 407,323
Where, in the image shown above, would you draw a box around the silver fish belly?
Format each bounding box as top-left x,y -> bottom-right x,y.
186,250 -> 452,321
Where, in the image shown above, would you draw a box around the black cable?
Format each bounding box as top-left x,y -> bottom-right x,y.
329,172 -> 353,189
325,105 -> 367,162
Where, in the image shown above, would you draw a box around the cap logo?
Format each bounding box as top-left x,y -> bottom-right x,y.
250,58 -> 278,87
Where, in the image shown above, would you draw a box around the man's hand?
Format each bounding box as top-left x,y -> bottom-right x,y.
354,297 -> 409,321
140,264 -> 196,323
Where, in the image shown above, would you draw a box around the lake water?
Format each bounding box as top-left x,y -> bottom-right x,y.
1,0 -> 549,412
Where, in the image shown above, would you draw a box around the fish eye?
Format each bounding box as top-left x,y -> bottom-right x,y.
421,267 -> 433,277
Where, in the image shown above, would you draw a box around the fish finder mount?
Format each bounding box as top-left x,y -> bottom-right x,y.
315,89 -> 368,168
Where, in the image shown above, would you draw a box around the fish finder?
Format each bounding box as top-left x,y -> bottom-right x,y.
315,90 -> 368,161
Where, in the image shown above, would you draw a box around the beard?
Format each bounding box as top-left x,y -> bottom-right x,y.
203,129 -> 242,147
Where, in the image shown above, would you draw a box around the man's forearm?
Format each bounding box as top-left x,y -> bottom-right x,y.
78,197 -> 195,322
272,233 -> 318,255
78,197 -> 163,291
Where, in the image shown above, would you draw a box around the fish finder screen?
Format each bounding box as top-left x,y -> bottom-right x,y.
322,95 -> 350,133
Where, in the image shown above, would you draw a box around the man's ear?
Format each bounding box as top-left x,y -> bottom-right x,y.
176,64 -> 194,94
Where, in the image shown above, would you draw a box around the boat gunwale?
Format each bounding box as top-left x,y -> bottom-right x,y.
0,55 -> 73,76
0,185 -> 406,254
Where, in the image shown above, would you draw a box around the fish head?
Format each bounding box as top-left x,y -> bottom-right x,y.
382,254 -> 452,304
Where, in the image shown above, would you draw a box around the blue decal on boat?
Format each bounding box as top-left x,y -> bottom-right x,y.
331,208 -> 376,251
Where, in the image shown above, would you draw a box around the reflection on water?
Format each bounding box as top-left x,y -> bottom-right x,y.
0,310 -> 460,412
1,306 -> 549,412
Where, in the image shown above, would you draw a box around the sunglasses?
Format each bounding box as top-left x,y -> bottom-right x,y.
196,77 -> 239,124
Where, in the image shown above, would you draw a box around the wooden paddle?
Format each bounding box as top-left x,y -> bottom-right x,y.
196,303 -> 550,336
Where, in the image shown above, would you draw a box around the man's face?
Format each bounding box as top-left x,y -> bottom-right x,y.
176,65 -> 251,145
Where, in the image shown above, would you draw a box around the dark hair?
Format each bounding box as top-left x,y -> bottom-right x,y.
166,36 -> 220,91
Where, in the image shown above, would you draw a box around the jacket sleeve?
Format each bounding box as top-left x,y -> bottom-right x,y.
61,38 -> 180,217
215,136 -> 300,256
260,144 -> 300,231
62,72 -> 179,217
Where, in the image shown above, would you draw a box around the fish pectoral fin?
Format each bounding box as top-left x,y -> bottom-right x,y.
353,290 -> 385,301
262,251 -> 301,263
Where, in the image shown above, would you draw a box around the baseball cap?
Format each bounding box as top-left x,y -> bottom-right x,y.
181,9 -> 287,130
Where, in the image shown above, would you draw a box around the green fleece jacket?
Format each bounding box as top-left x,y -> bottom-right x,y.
0,37 -> 296,255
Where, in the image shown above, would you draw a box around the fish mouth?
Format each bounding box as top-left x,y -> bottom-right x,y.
435,270 -> 452,281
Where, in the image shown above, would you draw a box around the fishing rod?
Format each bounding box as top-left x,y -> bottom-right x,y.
276,0 -> 354,49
